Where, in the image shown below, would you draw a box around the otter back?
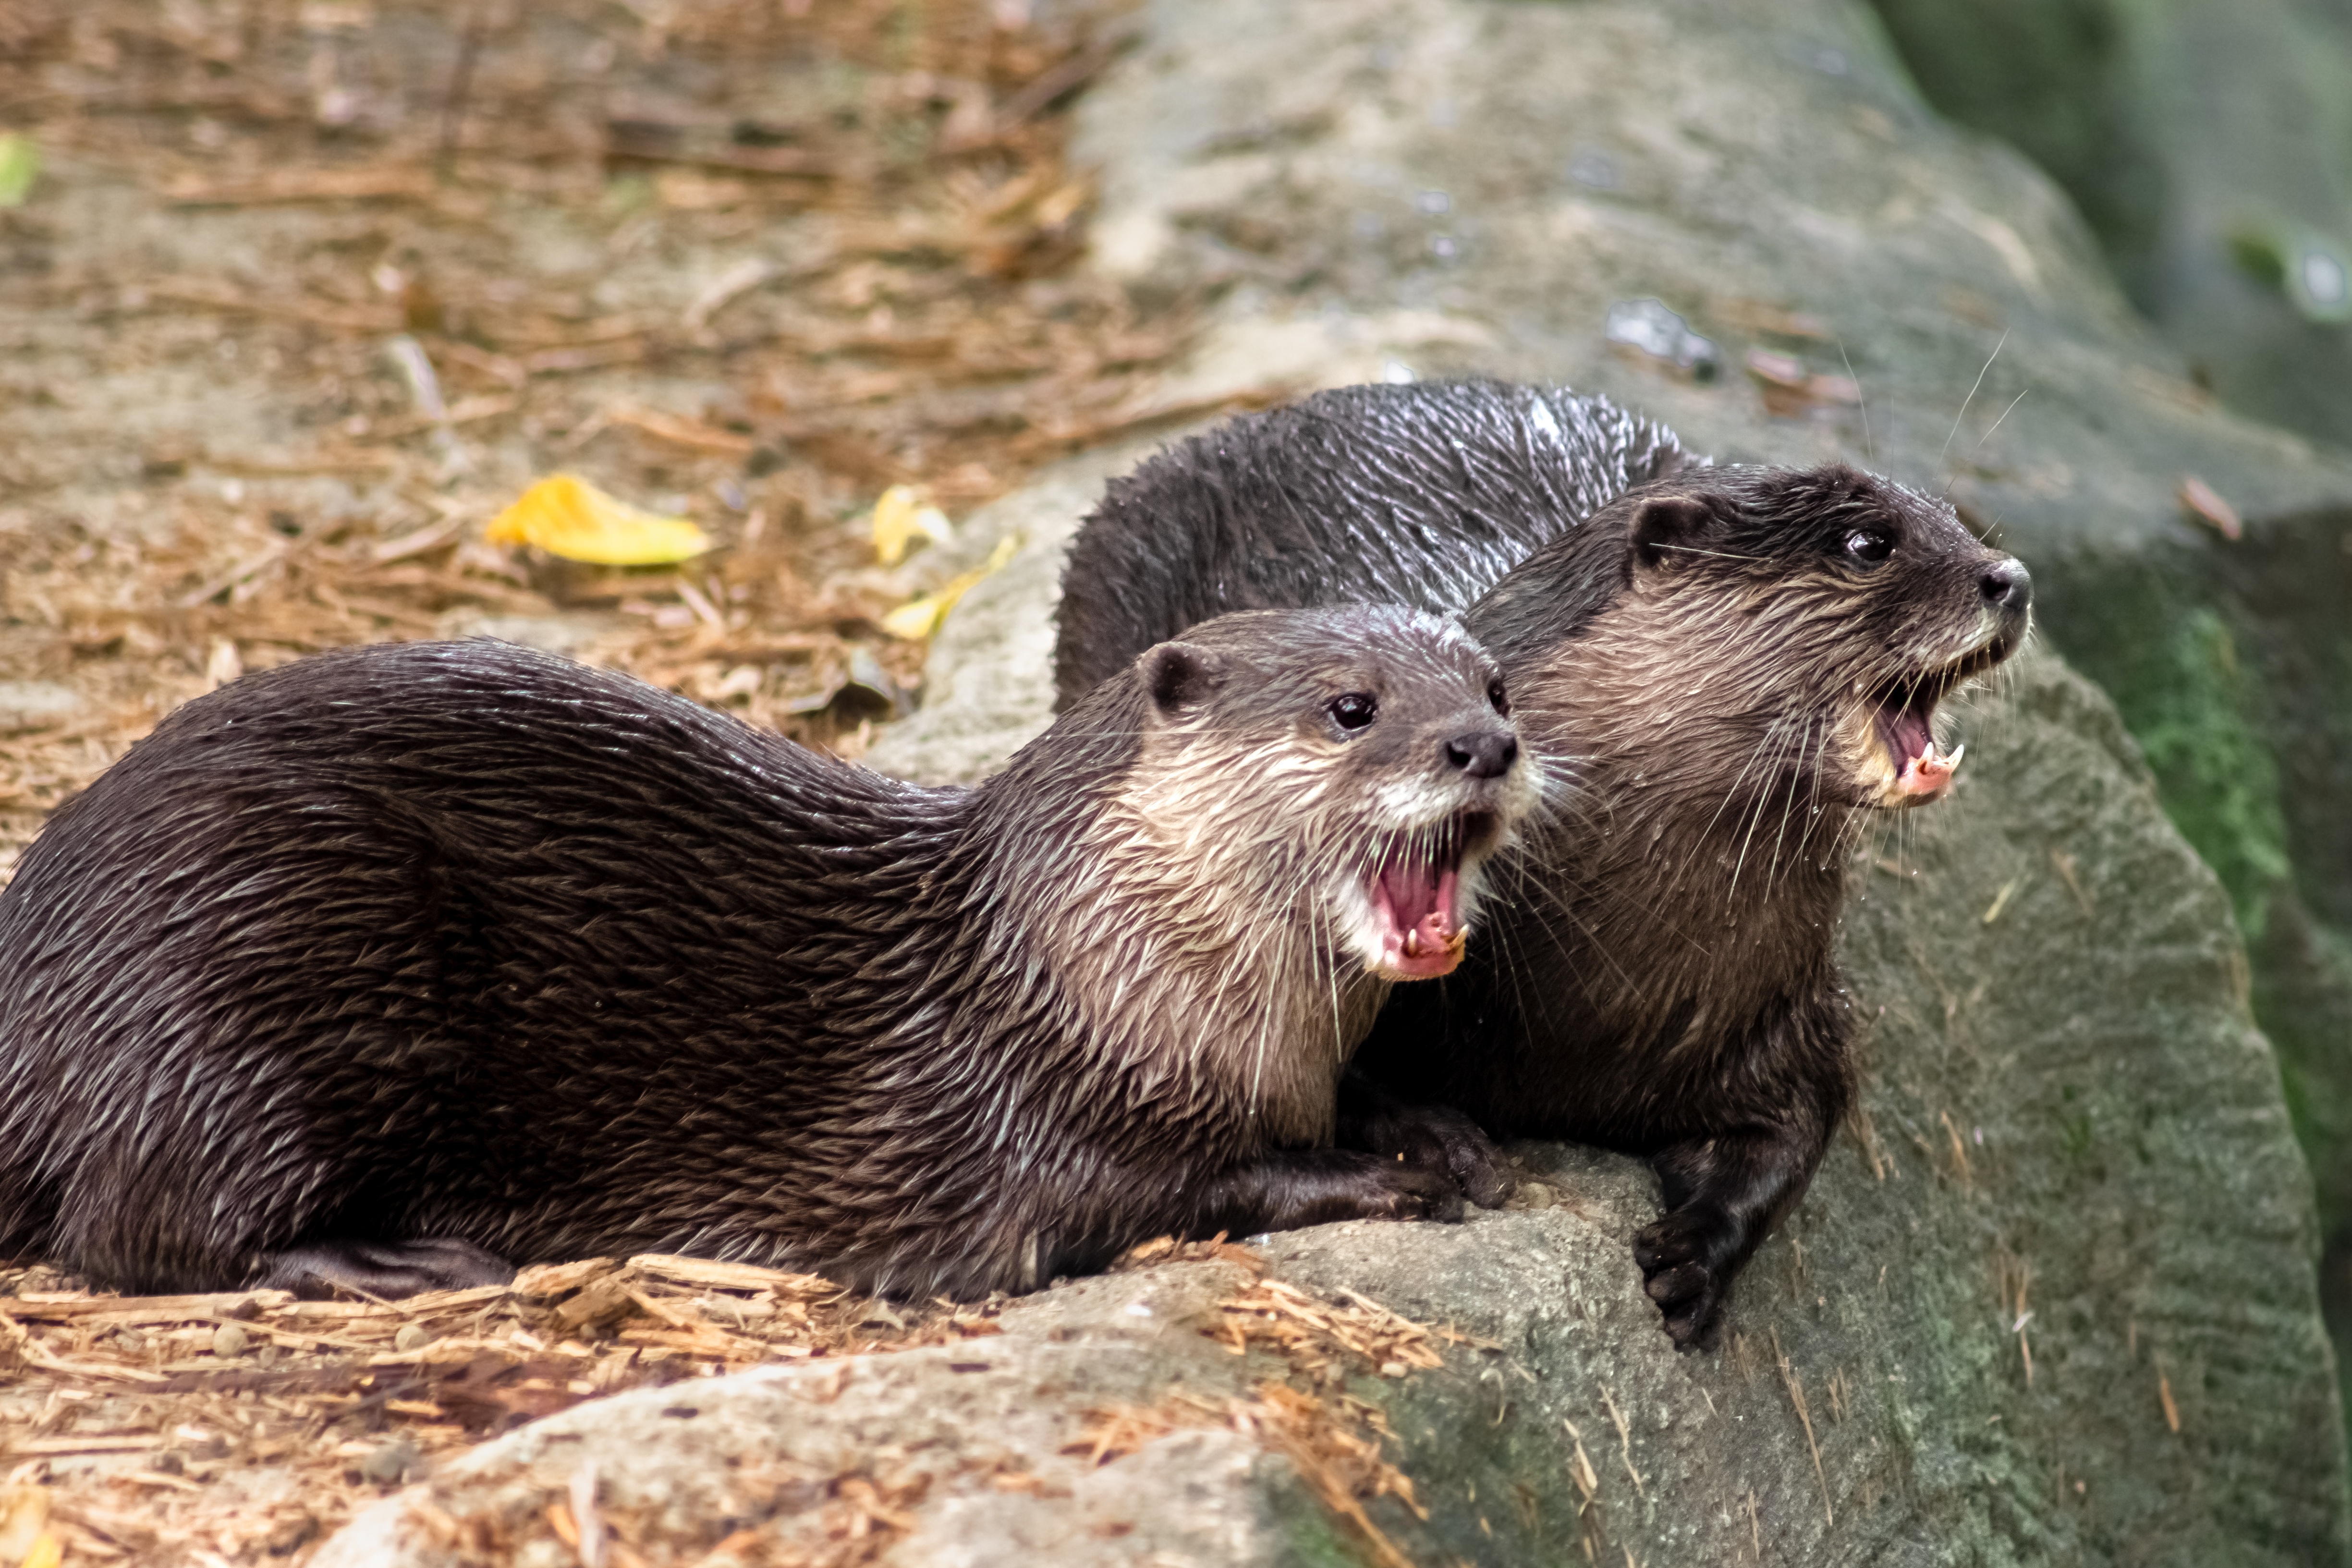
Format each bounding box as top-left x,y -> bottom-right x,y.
1053,380 -> 1689,709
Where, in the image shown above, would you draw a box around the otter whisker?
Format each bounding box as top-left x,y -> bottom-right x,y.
1838,336 -> 1874,464
1939,329 -> 2009,490
1970,388 -> 2031,465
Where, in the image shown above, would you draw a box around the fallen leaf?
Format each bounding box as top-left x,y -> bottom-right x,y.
869,484 -> 955,566
486,475 -> 712,565
881,533 -> 1020,641
0,134 -> 40,208
2178,474 -> 2242,540
0,1488 -> 49,1565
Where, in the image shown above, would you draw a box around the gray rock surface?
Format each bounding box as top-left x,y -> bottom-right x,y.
1870,0 -> 2352,450
1860,0 -> 2352,1423
315,0 -> 2352,1561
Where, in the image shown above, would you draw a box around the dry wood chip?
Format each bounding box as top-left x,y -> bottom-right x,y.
628,1255 -> 833,1295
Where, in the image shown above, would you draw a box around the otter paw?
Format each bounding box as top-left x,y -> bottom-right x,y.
260,1237 -> 515,1300
1632,1212 -> 1730,1349
1344,1098 -> 1513,1209
1365,1157 -> 1469,1224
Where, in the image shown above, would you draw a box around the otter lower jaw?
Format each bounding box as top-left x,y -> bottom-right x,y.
1347,810 -> 1501,981
1865,631 -> 2014,804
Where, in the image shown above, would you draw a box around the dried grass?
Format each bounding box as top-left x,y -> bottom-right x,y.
0,1256 -> 1000,1562
1059,1268 -> 1506,1568
0,0 -> 1249,883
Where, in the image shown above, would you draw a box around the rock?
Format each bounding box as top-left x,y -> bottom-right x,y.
209,1322 -> 249,1359
1868,0 -> 2352,449
358,1437 -> 423,1489
393,1324 -> 434,1353
1862,0 -> 2352,1420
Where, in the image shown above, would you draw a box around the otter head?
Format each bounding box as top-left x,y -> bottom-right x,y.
1496,462 -> 2028,831
1617,464 -> 2030,810
1116,606 -> 1535,986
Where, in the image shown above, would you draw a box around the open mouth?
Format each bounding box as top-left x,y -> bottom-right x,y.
1362,811 -> 1500,980
1868,634 -> 2011,802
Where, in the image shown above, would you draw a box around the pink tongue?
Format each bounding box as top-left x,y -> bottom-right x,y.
1879,706 -> 1962,799
1377,860 -> 1464,978
1887,708 -> 1933,762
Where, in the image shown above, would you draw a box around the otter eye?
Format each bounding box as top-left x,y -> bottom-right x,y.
1327,693 -> 1377,731
1487,679 -> 1510,717
1844,529 -> 1893,564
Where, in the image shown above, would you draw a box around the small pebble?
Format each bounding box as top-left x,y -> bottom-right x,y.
1379,1361 -> 1409,1378
210,1322 -> 250,1358
359,1437 -> 420,1486
254,1341 -> 280,1368
393,1323 -> 435,1352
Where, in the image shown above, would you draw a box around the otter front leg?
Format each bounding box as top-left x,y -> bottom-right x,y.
1633,1118 -> 1831,1349
258,1238 -> 515,1300
1336,1067 -> 1515,1208
1186,1147 -> 1465,1239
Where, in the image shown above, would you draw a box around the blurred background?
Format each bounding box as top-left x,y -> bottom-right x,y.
3,0 -> 2352,1554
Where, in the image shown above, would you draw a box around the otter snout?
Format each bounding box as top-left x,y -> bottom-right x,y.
1979,557 -> 2031,614
1444,729 -> 1519,779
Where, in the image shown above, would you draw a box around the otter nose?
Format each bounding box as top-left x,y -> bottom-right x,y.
1980,558 -> 2032,612
1444,729 -> 1518,779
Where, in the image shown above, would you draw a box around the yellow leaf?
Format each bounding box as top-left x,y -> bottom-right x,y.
0,134 -> 39,209
0,1488 -> 50,1567
880,534 -> 1021,642
868,484 -> 954,567
484,474 -> 711,566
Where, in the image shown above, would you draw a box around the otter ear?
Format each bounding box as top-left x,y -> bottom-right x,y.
1140,640 -> 1229,715
1630,495 -> 1717,568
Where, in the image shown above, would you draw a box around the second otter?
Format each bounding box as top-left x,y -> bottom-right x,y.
0,607 -> 1530,1299
1055,382 -> 2032,1346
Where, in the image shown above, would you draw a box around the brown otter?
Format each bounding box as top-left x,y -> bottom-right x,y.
1053,381 -> 2031,1346
0,608 -> 1530,1299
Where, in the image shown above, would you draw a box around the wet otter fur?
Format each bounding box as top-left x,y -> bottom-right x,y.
0,609 -> 1530,1300
1053,381 -> 2033,1346
1054,381 -> 1690,697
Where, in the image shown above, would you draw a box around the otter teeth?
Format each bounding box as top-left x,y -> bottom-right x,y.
1896,738 -> 1965,796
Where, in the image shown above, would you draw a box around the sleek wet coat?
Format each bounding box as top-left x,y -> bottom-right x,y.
1053,380 -> 2032,1345
0,612 -> 1521,1299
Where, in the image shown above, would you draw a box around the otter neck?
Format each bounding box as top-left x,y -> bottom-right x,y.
1513,608 -> 1854,1053
1048,801 -> 1389,1149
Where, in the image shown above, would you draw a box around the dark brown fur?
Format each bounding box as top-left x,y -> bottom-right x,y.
1051,384 -> 2031,1344
0,609 -> 1527,1300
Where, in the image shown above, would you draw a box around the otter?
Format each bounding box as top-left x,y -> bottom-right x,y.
0,608 -> 1531,1300
1052,381 -> 2031,1346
